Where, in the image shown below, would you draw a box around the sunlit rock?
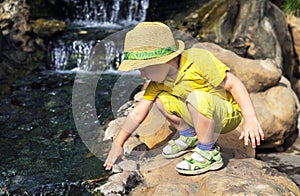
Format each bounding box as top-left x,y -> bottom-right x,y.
131,158 -> 300,196
193,42 -> 282,92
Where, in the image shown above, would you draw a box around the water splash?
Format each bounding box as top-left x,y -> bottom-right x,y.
50,39 -> 96,71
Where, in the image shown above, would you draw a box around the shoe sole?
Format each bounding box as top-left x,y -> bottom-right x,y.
175,160 -> 224,175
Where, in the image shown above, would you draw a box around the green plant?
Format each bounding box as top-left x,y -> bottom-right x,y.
282,0 -> 300,16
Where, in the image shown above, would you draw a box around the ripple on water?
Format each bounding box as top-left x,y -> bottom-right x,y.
0,71 -> 120,194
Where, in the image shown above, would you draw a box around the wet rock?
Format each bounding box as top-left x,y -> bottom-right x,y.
97,171 -> 142,195
32,181 -> 88,195
97,180 -> 125,195
31,18 -> 66,38
17,122 -> 38,132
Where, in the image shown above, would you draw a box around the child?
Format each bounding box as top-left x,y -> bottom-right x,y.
104,22 -> 264,175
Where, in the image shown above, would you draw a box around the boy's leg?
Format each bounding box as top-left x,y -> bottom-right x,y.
175,90 -> 242,175
187,102 -> 215,148
155,94 -> 198,158
155,97 -> 190,131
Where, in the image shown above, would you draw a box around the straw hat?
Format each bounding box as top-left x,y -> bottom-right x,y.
118,22 -> 185,71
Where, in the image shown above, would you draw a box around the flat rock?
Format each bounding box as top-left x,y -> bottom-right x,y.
132,157 -> 300,196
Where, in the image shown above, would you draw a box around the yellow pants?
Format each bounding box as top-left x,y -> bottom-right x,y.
157,90 -> 242,134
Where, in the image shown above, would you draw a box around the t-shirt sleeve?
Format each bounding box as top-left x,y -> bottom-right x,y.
192,49 -> 230,87
142,81 -> 162,101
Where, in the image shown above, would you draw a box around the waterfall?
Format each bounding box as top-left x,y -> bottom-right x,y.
50,0 -> 149,72
70,0 -> 149,27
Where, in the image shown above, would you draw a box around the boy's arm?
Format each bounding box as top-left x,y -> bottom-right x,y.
114,98 -> 154,146
221,72 -> 264,148
104,98 -> 154,170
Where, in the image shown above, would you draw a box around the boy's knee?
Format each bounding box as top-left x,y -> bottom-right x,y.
155,97 -> 161,104
154,97 -> 165,111
154,97 -> 163,108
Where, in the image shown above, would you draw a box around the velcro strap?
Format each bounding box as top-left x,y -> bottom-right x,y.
192,149 -> 212,161
183,156 -> 195,164
168,140 -> 176,146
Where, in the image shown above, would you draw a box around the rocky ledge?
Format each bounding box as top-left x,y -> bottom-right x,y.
96,42 -> 300,195
98,130 -> 300,195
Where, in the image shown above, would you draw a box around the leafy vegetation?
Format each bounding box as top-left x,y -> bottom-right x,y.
282,0 -> 300,16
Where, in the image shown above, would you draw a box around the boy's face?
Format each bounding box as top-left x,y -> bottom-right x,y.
139,64 -> 170,83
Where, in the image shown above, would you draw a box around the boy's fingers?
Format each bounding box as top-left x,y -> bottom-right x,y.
104,163 -> 110,170
238,131 -> 244,140
255,132 -> 261,146
259,129 -> 265,140
243,131 -> 249,146
249,131 -> 257,148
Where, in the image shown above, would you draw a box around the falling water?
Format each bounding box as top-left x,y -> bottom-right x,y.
50,0 -> 149,72
70,0 -> 149,27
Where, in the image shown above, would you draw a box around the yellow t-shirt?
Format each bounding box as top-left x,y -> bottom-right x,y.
143,48 -> 240,111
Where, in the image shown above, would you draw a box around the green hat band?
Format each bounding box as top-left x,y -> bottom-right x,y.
124,44 -> 177,60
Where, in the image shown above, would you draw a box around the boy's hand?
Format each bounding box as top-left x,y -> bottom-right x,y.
103,142 -> 127,170
239,118 -> 264,148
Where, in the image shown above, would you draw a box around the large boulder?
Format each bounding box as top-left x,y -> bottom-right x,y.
166,0 -> 296,81
193,42 -> 282,92
250,79 -> 299,148
287,15 -> 300,98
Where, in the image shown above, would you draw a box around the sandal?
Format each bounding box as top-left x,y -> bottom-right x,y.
176,146 -> 223,175
162,135 -> 198,159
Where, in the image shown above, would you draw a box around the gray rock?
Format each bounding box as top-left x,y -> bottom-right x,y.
112,164 -> 123,173
98,171 -> 142,195
97,180 -> 125,195
118,160 -> 138,171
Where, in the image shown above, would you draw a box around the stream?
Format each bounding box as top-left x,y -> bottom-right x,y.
0,0 -> 149,193
0,70 -> 121,195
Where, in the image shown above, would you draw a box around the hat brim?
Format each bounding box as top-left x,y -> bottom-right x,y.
118,40 -> 185,72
